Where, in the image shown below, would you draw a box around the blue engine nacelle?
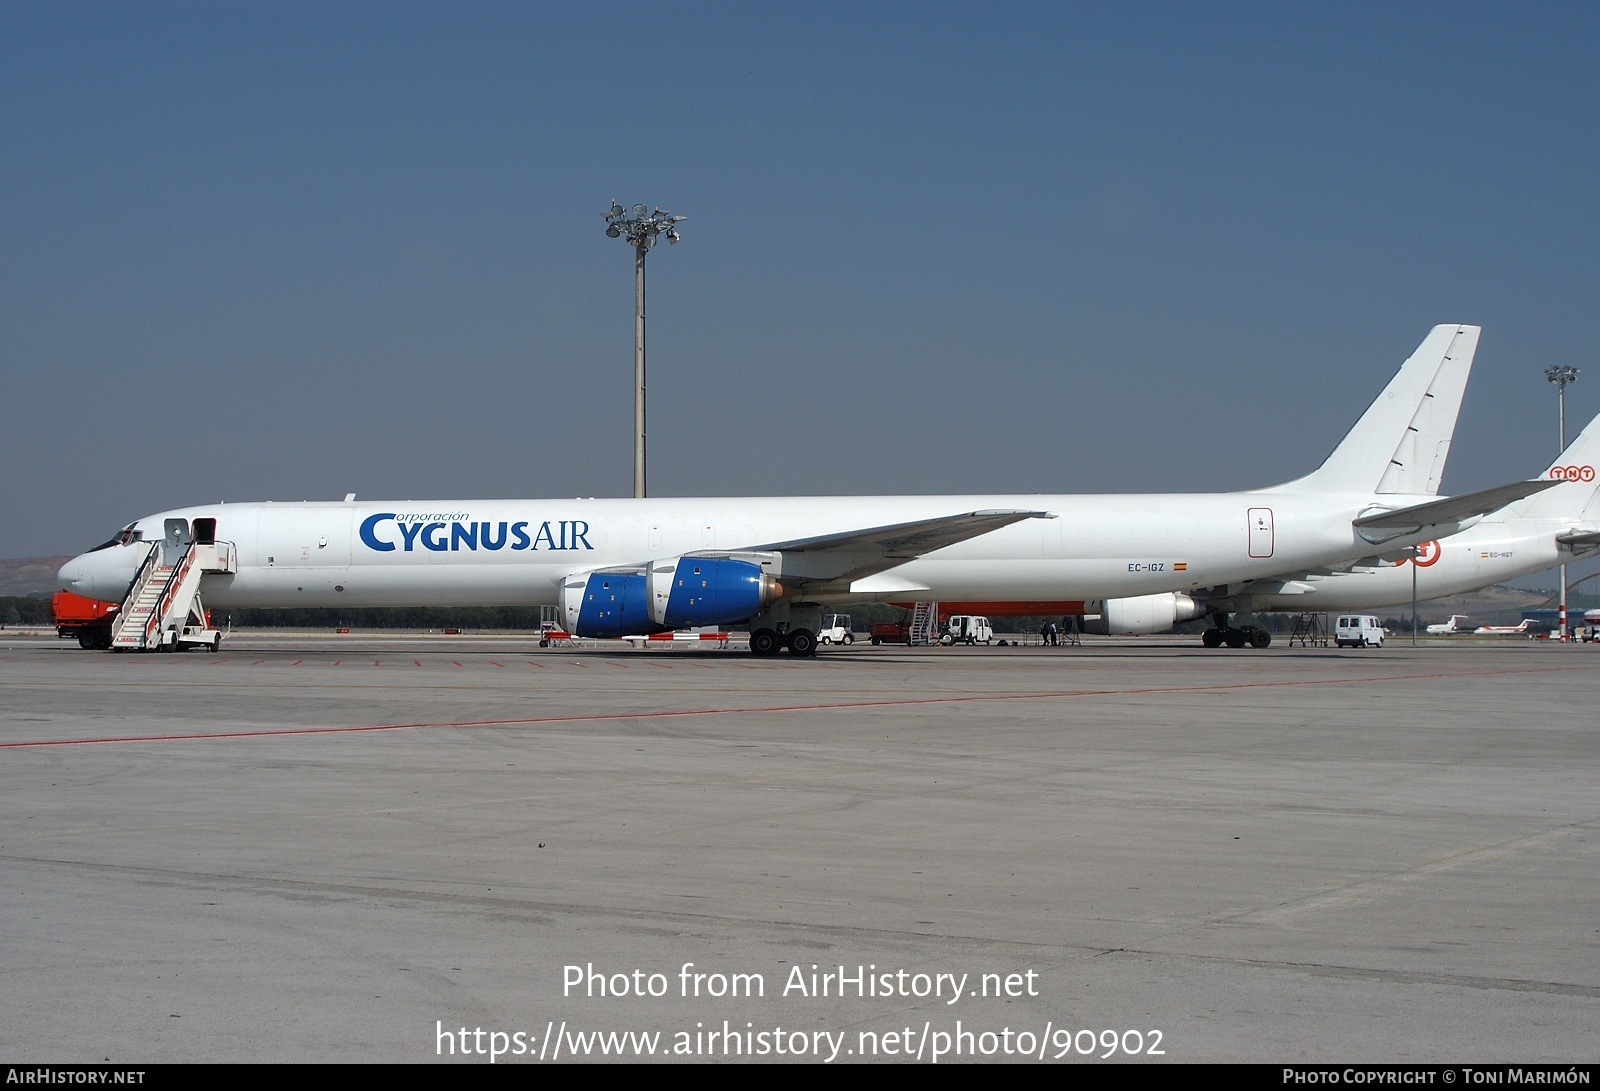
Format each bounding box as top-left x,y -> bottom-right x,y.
561,571 -> 656,638
651,557 -> 777,629
561,557 -> 782,638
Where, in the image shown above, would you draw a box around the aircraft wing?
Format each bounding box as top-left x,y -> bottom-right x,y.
1353,479 -> 1563,544
739,509 -> 1055,590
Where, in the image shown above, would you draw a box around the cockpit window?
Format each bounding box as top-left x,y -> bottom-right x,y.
85,525 -> 144,553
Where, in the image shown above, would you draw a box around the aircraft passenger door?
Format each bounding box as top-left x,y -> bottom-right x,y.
162,518 -> 190,564
1247,507 -> 1274,558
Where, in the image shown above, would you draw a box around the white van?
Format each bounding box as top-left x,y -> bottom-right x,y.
940,615 -> 994,645
1335,616 -> 1386,648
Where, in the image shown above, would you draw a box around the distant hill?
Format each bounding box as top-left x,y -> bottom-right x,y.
0,557 -> 71,597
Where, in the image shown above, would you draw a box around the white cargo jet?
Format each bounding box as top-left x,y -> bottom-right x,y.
60,324 -> 1550,657
1082,408 -> 1600,641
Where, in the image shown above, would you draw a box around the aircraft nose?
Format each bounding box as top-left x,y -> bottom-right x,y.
58,546 -> 140,600
57,555 -> 88,593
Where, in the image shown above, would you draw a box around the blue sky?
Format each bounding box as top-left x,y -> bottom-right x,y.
4,2 -> 1598,590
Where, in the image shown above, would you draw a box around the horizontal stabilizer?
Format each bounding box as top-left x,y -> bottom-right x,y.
1354,479 -> 1563,543
1556,529 -> 1600,551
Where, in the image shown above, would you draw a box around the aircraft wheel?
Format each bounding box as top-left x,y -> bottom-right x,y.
1225,629 -> 1248,649
1202,629 -> 1224,648
786,629 -> 817,657
749,628 -> 781,657
1250,628 -> 1271,649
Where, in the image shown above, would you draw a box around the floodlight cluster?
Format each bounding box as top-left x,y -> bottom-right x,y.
602,201 -> 684,249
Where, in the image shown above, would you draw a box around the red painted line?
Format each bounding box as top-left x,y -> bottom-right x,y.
374,660 -> 381,667
414,660 -> 422,667
527,661 -> 545,668
452,661 -> 462,667
332,660 -> 341,666
2,663 -> 1586,749
251,660 -> 265,666
291,660 -> 303,666
490,661 -> 504,668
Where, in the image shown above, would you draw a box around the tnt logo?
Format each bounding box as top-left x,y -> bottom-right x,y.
1401,540 -> 1442,567
1549,465 -> 1596,482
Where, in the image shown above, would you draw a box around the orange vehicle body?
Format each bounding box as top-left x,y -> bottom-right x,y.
52,591 -> 119,645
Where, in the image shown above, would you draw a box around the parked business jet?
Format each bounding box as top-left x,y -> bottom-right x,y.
1425,614 -> 1473,635
60,324 -> 1548,656
1473,619 -> 1542,636
1081,407 -> 1600,642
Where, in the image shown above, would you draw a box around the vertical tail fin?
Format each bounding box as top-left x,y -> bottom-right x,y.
1298,324 -> 1480,495
1507,410 -> 1600,523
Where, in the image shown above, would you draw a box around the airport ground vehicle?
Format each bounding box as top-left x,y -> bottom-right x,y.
940,615 -> 993,644
1335,616 -> 1386,648
870,622 -> 908,645
1201,622 -> 1273,648
51,591 -> 117,648
818,614 -> 854,644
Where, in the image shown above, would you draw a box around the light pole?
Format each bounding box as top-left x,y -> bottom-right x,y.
1411,542 -> 1418,646
603,201 -> 684,499
1546,364 -> 1580,639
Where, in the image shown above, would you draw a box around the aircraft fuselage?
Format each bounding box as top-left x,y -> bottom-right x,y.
61,489 -> 1437,611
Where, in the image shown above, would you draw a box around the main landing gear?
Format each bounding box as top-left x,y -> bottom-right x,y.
1201,613 -> 1272,649
749,626 -> 818,657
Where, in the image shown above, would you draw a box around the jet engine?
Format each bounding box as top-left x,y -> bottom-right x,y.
561,570 -> 653,638
1081,592 -> 1206,635
562,557 -> 783,637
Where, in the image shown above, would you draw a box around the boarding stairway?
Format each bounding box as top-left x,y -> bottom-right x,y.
110,536 -> 237,651
908,601 -> 940,646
